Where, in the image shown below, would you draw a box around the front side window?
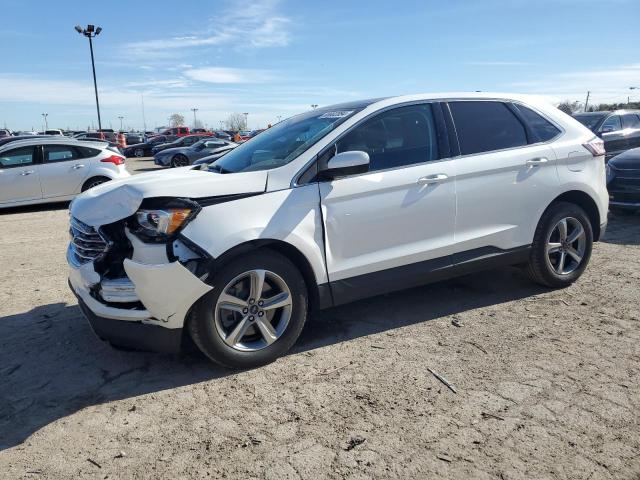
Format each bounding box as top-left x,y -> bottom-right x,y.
621,114 -> 640,129
336,104 -> 440,172
0,146 -> 35,168
44,145 -> 78,163
602,115 -> 622,132
512,104 -> 561,143
449,101 -> 527,155
210,107 -> 361,173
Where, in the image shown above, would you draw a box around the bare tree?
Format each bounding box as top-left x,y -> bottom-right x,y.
168,113 -> 185,127
557,100 -> 580,115
225,113 -> 246,131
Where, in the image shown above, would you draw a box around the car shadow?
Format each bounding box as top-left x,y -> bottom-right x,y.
601,212 -> 640,246
0,201 -> 70,215
0,265 -> 542,451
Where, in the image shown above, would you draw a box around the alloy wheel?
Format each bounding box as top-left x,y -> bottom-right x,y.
214,269 -> 293,352
134,148 -> 144,157
546,217 -> 586,275
173,155 -> 189,167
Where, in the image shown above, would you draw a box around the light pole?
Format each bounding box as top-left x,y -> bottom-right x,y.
311,104 -> 318,110
630,87 -> 639,105
41,113 -> 48,131
75,24 -> 103,133
191,108 -> 199,128
277,115 -> 282,123
242,112 -> 249,130
118,116 -> 124,131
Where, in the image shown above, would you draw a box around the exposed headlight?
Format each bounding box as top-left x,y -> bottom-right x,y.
135,208 -> 193,238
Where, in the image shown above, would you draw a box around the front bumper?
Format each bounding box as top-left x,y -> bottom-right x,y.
67,245 -> 212,353
153,155 -> 169,166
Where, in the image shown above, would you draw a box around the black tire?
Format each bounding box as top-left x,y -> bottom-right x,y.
527,201 -> 593,288
188,249 -> 308,369
134,148 -> 145,158
171,154 -> 189,168
81,176 -> 110,192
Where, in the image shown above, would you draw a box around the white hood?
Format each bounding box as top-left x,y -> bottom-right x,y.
71,167 -> 268,227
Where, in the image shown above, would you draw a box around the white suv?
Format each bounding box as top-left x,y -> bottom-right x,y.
67,93 -> 608,368
0,137 -> 129,208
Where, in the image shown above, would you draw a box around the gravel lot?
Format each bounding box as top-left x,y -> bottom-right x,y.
1,156 -> 639,479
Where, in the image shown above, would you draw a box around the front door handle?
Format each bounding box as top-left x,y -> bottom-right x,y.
72,164 -> 85,169
526,157 -> 549,166
20,170 -> 35,176
417,174 -> 448,185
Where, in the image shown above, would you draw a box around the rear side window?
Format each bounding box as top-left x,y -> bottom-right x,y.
336,103 -> 440,172
621,114 -> 640,129
449,101 -> 527,155
44,145 -> 79,163
512,104 -> 561,142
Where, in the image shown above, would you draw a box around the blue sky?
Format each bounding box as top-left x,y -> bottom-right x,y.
0,0 -> 638,131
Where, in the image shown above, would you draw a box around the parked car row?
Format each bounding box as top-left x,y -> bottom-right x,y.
573,109 -> 640,160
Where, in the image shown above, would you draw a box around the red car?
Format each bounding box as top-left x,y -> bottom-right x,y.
158,126 -> 191,137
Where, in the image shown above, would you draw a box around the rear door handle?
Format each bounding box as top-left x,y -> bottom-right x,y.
20,170 -> 35,176
526,157 -> 549,166
417,174 -> 448,185
72,164 -> 85,169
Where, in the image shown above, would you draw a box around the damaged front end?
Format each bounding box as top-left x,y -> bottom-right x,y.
67,198 -> 213,353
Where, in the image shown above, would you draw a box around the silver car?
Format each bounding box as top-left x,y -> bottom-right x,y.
0,137 -> 130,208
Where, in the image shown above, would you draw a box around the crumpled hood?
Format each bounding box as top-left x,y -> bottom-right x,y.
71,167 -> 268,227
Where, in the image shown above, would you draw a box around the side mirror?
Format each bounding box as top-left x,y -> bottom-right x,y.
601,125 -> 615,133
321,150 -> 370,179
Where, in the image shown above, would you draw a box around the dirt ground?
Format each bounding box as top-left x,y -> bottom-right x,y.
0,157 -> 639,479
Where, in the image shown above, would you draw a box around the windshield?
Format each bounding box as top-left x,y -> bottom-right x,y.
574,113 -> 605,131
210,108 -> 361,173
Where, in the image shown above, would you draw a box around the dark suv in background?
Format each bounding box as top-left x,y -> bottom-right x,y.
573,110 -> 640,160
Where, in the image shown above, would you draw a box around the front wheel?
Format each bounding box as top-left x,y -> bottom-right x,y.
527,201 -> 593,288
188,250 -> 308,368
171,154 -> 189,167
134,148 -> 145,157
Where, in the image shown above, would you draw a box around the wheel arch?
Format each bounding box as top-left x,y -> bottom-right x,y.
546,190 -> 602,241
211,239 -> 328,311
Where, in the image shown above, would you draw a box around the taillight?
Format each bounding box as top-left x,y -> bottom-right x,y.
101,154 -> 125,165
582,137 -> 605,157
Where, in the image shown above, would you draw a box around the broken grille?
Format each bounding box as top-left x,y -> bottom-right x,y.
69,217 -> 109,265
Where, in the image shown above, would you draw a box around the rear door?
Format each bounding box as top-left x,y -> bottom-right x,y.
448,100 -> 561,254
0,146 -> 42,204
40,144 -> 91,198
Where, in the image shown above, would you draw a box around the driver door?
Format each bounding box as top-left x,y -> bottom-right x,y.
0,146 -> 42,204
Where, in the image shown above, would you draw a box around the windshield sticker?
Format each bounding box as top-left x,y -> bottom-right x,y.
319,110 -> 354,119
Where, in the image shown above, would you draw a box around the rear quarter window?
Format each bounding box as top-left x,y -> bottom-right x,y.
512,104 -> 561,143
449,101 -> 528,155
76,146 -> 101,158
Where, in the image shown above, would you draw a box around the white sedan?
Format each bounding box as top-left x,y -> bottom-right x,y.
0,137 -> 130,208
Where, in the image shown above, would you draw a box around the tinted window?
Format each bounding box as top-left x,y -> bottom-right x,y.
449,101 -> 527,155
621,114 -> 640,129
602,115 -> 622,132
76,146 -> 101,158
336,104 -> 440,172
512,104 -> 561,142
573,113 -> 606,130
0,146 -> 35,168
44,145 -> 79,162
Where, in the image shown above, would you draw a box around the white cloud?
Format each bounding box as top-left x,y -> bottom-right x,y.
505,63 -> 640,104
123,0 -> 291,56
184,67 -> 275,84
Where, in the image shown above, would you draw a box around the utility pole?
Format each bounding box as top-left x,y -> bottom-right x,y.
118,116 -> 124,131
243,112 -> 249,130
75,24 -> 103,133
41,113 -> 48,131
584,91 -> 590,112
141,93 -> 147,133
191,108 -> 198,128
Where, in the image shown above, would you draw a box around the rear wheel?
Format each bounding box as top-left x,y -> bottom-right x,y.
527,201 -> 593,288
188,250 -> 308,368
81,176 -> 110,192
171,154 -> 189,167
